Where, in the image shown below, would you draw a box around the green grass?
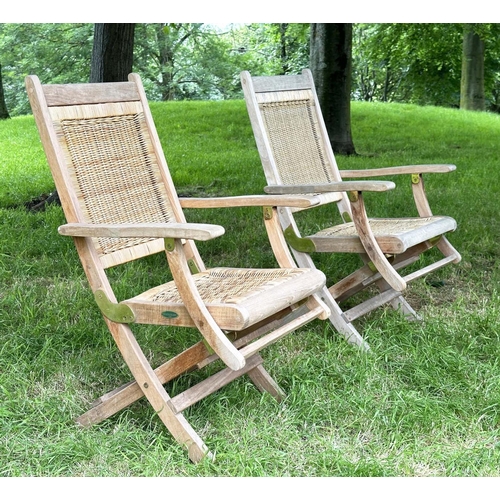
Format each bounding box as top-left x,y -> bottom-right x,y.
1,98 -> 500,477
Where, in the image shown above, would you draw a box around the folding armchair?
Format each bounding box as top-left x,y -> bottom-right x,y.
241,69 -> 461,349
25,73 -> 331,462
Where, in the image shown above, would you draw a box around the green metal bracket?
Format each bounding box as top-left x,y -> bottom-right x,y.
187,259 -> 200,274
94,289 -> 135,324
341,211 -> 352,223
284,225 -> 316,253
429,235 -> 442,246
164,237 -> 175,252
367,261 -> 377,273
411,173 -> 421,184
348,191 -> 359,203
263,206 -> 273,220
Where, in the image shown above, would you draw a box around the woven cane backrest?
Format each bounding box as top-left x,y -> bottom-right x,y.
38,81 -> 182,268
256,90 -> 336,186
243,70 -> 347,212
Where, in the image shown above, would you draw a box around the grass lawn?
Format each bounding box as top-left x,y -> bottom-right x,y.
0,96 -> 499,478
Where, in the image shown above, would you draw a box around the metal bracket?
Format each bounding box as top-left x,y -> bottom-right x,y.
263,206 -> 273,220
341,211 -> 352,223
411,174 -> 421,184
94,289 -> 135,324
164,237 -> 175,252
187,259 -> 200,274
348,191 -> 359,203
284,225 -> 316,253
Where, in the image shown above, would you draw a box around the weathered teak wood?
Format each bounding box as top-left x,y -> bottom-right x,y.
25,72 -> 331,463
240,69 -> 461,350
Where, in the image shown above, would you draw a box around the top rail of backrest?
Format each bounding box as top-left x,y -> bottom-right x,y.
42,81 -> 141,107
249,71 -> 312,94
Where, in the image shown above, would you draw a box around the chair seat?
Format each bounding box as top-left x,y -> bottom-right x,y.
309,216 -> 457,254
124,267 -> 326,331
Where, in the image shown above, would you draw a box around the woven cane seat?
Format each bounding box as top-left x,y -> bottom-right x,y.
309,216 -> 457,254
125,267 -> 325,331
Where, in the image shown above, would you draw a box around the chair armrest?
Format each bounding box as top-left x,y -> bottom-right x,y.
58,222 -> 225,241
179,194 -> 322,209
341,164 -> 456,178
264,180 -> 395,194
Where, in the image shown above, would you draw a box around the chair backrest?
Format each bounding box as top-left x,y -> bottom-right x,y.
26,74 -> 200,270
241,69 -> 351,216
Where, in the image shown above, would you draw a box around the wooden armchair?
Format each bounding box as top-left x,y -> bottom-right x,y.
25,73 -> 331,462
241,69 -> 461,350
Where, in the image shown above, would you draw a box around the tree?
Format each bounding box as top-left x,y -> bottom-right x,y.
0,64 -> 10,119
90,23 -> 135,83
352,24 -> 463,107
310,23 -> 356,155
0,23 -> 93,115
236,23 -> 310,76
460,24 -> 485,111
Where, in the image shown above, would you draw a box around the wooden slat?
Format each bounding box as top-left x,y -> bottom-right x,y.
178,194 -> 321,209
170,355 -> 265,413
58,222 -> 225,241
49,101 -> 143,121
341,164 -> 456,178
264,181 -> 396,194
239,305 -> 324,359
249,73 -> 310,93
43,81 -> 140,107
342,289 -> 403,322
403,255 -> 457,283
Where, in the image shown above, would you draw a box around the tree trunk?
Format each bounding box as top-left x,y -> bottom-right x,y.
0,64 -> 10,119
90,24 -> 135,83
460,24 -> 485,111
279,23 -> 289,74
310,23 -> 356,155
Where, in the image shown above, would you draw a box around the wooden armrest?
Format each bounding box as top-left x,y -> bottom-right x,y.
341,164 -> 456,178
264,180 -> 395,195
179,194 -> 321,209
58,222 -> 225,241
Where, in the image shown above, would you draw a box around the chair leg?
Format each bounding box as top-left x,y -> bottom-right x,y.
247,364 -> 286,401
108,322 -> 211,463
318,286 -> 370,350
375,276 -> 422,321
76,341 -> 210,427
389,295 -> 422,321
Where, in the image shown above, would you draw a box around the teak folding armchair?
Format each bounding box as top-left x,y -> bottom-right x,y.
241,69 -> 461,349
25,73 -> 331,462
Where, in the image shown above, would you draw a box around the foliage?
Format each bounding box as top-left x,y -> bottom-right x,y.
0,23 -> 93,115
234,23 -> 310,75
1,99 -> 500,476
352,23 -> 500,110
134,23 -> 253,101
1,23 -> 310,114
352,23 -> 463,106
4,23 -> 500,116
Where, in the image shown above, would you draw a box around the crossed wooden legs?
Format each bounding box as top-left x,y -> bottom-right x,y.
77,310 -> 295,462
